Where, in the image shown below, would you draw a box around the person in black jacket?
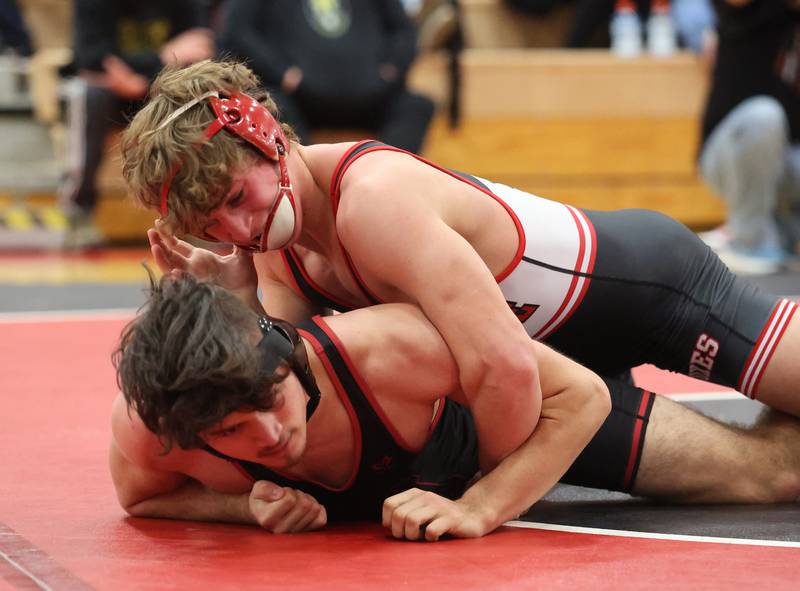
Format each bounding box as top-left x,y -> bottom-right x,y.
59,0 -> 214,248
698,0 -> 800,274
0,0 -> 32,55
218,0 -> 434,154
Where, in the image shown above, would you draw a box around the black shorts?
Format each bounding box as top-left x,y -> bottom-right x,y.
561,377 -> 655,492
545,209 -> 790,396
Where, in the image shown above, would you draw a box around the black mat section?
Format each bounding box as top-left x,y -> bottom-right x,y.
521,496 -> 800,542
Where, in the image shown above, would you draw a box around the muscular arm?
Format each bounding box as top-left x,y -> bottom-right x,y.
383,341 -> 611,540
338,165 -> 542,472
109,395 -> 253,523
109,439 -> 253,524
324,303 -> 609,538
454,344 -> 610,533
109,395 -> 326,531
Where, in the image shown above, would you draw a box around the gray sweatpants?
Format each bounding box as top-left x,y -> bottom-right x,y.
700,95 -> 800,250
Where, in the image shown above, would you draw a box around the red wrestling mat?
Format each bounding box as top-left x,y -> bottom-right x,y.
0,315 -> 796,590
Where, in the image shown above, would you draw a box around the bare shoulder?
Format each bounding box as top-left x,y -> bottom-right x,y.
315,304 -> 458,401
111,393 -> 179,469
338,149 -> 423,204
334,151 -> 441,260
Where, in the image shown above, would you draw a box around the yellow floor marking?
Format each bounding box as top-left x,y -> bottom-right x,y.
4,207 -> 34,231
37,207 -> 69,231
0,249 -> 157,284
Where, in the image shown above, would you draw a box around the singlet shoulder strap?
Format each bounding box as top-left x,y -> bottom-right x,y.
299,316 -> 417,451
329,140 -> 389,210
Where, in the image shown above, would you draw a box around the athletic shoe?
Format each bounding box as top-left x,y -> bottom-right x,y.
713,239 -> 785,275
699,225 -> 786,275
697,225 -> 731,251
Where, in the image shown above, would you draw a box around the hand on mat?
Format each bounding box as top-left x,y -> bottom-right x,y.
148,221 -> 258,296
382,488 -> 490,541
249,481 -> 327,534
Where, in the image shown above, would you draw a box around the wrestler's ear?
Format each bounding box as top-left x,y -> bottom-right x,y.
251,480 -> 285,501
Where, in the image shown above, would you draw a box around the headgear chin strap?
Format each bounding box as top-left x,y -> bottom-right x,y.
159,91 -> 298,252
257,316 -> 321,421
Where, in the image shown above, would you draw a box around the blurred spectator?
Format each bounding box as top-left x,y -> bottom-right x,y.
672,0 -> 716,53
698,0 -> 800,274
218,0 -> 435,154
0,0 -> 31,55
60,0 -> 214,248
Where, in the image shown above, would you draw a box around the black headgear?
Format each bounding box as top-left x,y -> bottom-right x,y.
257,316 -> 321,421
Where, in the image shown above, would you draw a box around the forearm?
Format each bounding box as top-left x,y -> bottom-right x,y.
460,388 -> 609,532
467,355 -> 542,472
125,479 -> 255,525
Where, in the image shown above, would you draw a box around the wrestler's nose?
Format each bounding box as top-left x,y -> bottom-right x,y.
253,413 -> 282,447
211,209 -> 253,244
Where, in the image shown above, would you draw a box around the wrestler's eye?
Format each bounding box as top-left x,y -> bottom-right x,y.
227,189 -> 245,208
213,423 -> 241,438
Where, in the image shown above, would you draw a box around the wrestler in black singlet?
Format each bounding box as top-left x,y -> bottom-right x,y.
204,318 -> 657,521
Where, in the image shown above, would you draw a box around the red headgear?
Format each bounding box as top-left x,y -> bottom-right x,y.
159,91 -> 297,251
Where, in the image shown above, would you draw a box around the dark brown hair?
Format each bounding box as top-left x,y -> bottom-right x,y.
113,271 -> 286,451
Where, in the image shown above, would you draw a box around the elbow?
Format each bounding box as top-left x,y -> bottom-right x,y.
117,494 -> 146,518
461,341 -> 541,406
580,373 -> 612,430
115,488 -> 152,518
122,503 -> 144,518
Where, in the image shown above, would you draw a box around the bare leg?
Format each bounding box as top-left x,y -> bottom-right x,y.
633,395 -> 800,503
753,313 -> 800,417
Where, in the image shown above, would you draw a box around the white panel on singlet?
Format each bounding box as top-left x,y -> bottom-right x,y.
477,178 -> 595,339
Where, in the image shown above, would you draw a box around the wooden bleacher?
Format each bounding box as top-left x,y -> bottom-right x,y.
409,47 -> 724,229
11,0 -> 724,244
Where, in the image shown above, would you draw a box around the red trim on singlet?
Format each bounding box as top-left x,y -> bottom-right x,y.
622,390 -> 652,490
737,299 -> 798,399
533,206 -> 597,339
282,248 -> 359,310
309,316 -> 418,453
279,251 -> 314,305
329,141 -> 371,204
297,326 -> 361,492
325,140 -> 527,303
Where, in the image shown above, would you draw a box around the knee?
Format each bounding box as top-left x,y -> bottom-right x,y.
729,96 -> 788,158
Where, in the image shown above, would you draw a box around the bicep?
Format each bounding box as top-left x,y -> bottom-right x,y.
109,438 -> 187,510
346,206 -> 529,374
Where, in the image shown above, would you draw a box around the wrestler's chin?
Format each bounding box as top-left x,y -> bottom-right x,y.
257,432 -> 304,469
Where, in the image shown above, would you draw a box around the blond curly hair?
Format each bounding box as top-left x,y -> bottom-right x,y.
121,59 -> 298,235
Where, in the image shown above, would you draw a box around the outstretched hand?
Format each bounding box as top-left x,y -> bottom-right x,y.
382,488 -> 493,542
148,221 -> 259,297
249,481 -> 327,534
